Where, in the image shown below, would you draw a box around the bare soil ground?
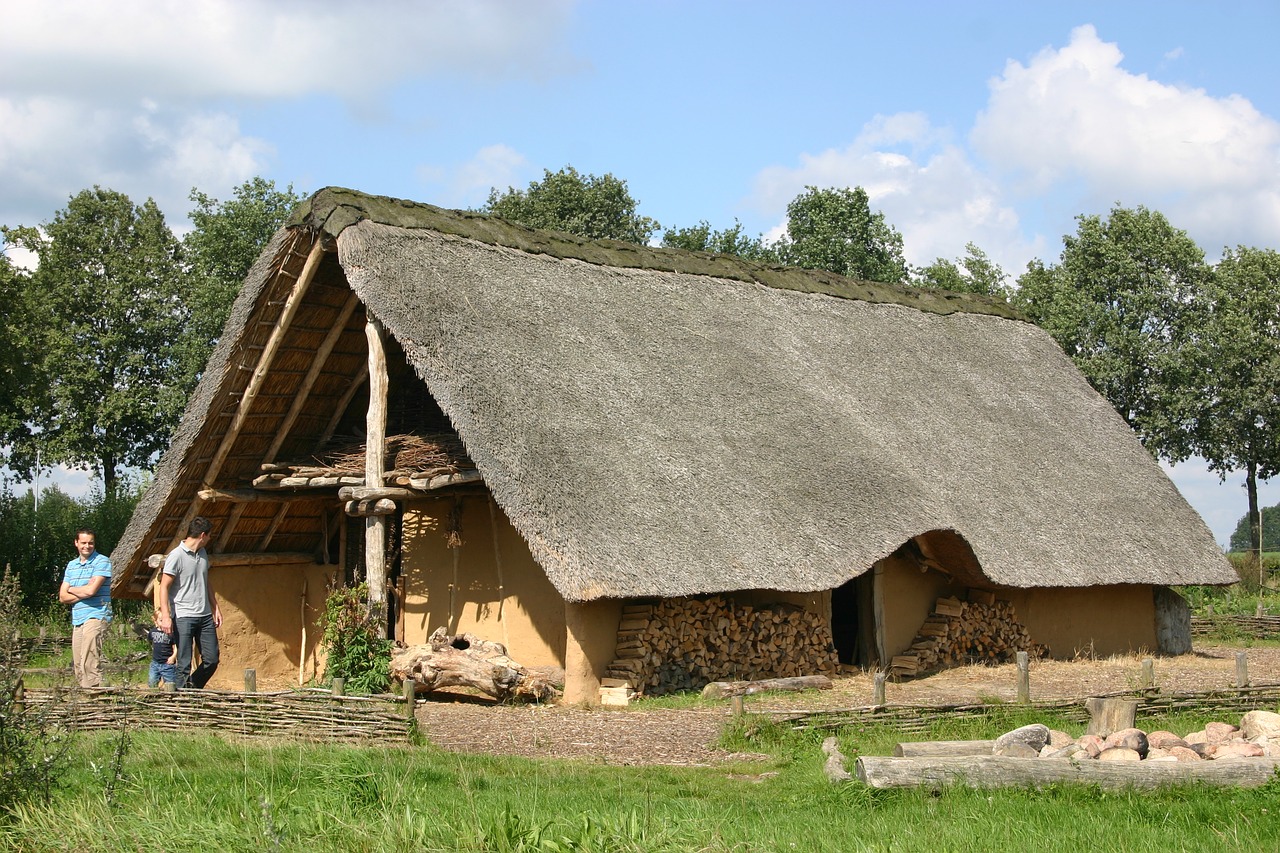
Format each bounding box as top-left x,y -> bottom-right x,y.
414,645 -> 1280,767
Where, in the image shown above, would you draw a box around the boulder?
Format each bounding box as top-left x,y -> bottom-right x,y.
1210,742 -> 1266,760
1168,746 -> 1202,762
1098,747 -> 1142,762
1102,727 -> 1149,758
1076,734 -> 1104,758
1147,730 -> 1190,751
993,724 -> 1050,755
1205,722 -> 1241,744
1048,729 -> 1075,749
1241,711 -> 1280,741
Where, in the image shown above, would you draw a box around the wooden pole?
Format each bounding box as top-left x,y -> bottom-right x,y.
873,671 -> 887,705
1141,658 -> 1155,690
1236,651 -> 1250,688
1016,651 -> 1030,704
244,668 -> 257,693
364,314 -> 389,630
403,678 -> 417,721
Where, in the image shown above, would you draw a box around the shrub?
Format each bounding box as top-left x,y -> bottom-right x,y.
0,566 -> 73,813
319,583 -> 392,694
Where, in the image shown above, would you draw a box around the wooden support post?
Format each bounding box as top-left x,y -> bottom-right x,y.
403,678 -> 417,721
1141,658 -> 1155,690
1258,600 -> 1266,618
873,671 -> 887,705
1236,651 -> 1250,688
364,315 -> 389,630
244,668 -> 257,693
332,677 -> 345,698
1016,651 -> 1030,704
731,695 -> 745,715
161,681 -> 176,693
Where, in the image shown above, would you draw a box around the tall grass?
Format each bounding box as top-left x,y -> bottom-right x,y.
4,717 -> 1279,852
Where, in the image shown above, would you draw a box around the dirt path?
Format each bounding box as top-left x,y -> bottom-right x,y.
415,646 -> 1280,766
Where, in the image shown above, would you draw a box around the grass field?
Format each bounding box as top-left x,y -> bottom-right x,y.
3,711 -> 1279,852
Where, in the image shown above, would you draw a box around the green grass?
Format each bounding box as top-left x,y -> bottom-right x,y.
5,713 -> 1280,852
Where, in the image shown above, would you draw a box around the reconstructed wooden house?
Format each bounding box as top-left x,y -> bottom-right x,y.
110,188 -> 1234,700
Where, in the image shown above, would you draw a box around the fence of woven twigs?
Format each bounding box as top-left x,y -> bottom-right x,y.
769,684 -> 1280,734
17,686 -> 413,743
1190,615 -> 1280,638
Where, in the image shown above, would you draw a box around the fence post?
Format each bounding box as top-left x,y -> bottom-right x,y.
403,678 -> 416,721
1141,658 -> 1155,690
1016,651 -> 1030,704
244,668 -> 257,693
1235,652 -> 1250,688
873,671 -> 886,705
332,677 -> 345,699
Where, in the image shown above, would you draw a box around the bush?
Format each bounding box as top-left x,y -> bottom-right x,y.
319,584 -> 392,694
0,566 -> 72,813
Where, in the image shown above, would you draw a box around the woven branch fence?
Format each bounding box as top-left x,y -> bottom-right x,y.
769,684 -> 1280,734
1190,615 -> 1280,638
18,687 -> 413,743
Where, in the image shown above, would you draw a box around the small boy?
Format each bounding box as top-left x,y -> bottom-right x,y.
142,610 -> 177,688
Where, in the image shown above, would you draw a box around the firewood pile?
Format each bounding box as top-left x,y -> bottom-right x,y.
254,432 -> 476,489
604,596 -> 839,697
890,589 -> 1046,679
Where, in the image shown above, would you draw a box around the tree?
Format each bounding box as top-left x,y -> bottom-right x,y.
483,166 -> 660,244
913,242 -> 1011,298
772,186 -> 908,283
181,177 -> 305,389
661,219 -> 776,262
1187,247 -> 1280,560
1229,503 -> 1279,554
1012,205 -> 1211,462
4,188 -> 188,494
0,249 -> 34,453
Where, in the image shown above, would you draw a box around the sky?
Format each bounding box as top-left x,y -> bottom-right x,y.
1,0 -> 1278,547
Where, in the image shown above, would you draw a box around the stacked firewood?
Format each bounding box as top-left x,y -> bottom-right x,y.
889,589 -> 1046,679
253,432 -> 476,489
604,596 -> 839,697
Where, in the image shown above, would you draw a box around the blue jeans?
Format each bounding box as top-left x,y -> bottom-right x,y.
174,614 -> 219,689
149,661 -> 177,688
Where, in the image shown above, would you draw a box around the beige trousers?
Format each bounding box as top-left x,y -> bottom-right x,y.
72,618 -> 109,688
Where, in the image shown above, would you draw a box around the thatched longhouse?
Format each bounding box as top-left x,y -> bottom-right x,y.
110,187 -> 1233,700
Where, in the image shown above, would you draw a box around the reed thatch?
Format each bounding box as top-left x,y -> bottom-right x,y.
110,187 -> 1234,599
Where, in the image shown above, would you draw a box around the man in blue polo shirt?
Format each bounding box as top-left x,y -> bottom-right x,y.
59,528 -> 112,688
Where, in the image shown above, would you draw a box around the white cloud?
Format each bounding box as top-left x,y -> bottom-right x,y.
749,114 -> 1036,275
448,144 -> 532,208
0,0 -> 580,103
971,24 -> 1280,252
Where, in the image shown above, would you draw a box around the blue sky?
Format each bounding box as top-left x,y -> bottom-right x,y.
2,1 -> 1278,547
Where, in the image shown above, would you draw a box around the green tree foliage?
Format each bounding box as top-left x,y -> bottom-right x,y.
320,583 -> 392,694
0,478 -> 142,613
1229,503 -> 1280,554
1012,205 -> 1211,461
773,186 -> 909,283
4,188 -> 189,493
483,166 -> 660,244
661,219 -> 776,262
0,250 -> 35,452
180,178 -> 305,389
913,242 -> 1011,298
1187,247 -> 1280,558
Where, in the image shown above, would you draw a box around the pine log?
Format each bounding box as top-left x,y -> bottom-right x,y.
893,740 -> 997,758
700,675 -> 832,699
389,627 -> 557,703
855,755 -> 1280,791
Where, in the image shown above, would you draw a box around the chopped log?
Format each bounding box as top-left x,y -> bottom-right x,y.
1085,697 -> 1139,737
390,627 -> 557,703
700,675 -> 832,699
408,470 -> 484,490
894,740 -> 997,758
855,755 -> 1280,791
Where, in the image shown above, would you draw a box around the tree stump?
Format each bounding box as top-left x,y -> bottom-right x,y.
390,627 -> 558,703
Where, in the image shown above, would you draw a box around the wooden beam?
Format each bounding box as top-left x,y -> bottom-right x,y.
263,290 -> 362,463
203,237 -> 327,492
315,362 -> 369,453
256,503 -> 291,552
198,488 -> 329,503
338,485 -> 418,501
147,551 -> 317,569
211,503 -> 248,555
364,315 -> 389,616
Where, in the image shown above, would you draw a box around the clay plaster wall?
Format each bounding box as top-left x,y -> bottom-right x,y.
202,561 -> 335,690
401,495 -> 566,668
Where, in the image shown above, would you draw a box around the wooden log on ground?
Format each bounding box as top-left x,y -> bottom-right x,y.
894,739 -> 997,758
700,675 -> 832,699
1085,697 -> 1139,736
855,755 -> 1280,791
390,627 -> 557,703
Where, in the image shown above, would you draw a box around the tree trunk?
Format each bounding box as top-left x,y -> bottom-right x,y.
855,754 -> 1280,791
1247,461 -> 1262,583
390,627 -> 558,703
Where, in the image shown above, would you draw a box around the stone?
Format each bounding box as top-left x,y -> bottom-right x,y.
1048,729 -> 1075,749
1045,743 -> 1085,760
1147,730 -> 1190,751
1102,727 -> 1149,758
994,724 -> 1050,755
1205,722 -> 1241,744
1183,729 -> 1207,745
1240,710 -> 1280,741
1210,742 -> 1266,760
1076,734 -> 1104,758
1145,747 -> 1172,760
1168,746 -> 1202,762
1098,747 -> 1142,761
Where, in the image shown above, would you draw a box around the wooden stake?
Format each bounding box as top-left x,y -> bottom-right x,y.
1236,651 -> 1250,688
1141,658 -> 1155,690
244,668 -> 257,693
873,670 -> 887,705
1016,651 -> 1030,704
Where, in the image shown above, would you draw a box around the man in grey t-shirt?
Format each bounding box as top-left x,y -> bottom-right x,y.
157,516 -> 223,689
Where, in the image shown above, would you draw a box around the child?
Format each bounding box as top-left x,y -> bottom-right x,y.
143,609 -> 177,688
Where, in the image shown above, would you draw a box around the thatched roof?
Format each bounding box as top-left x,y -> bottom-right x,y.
111,187 -> 1234,599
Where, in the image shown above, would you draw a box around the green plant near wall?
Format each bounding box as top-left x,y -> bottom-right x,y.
318,583 -> 392,694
